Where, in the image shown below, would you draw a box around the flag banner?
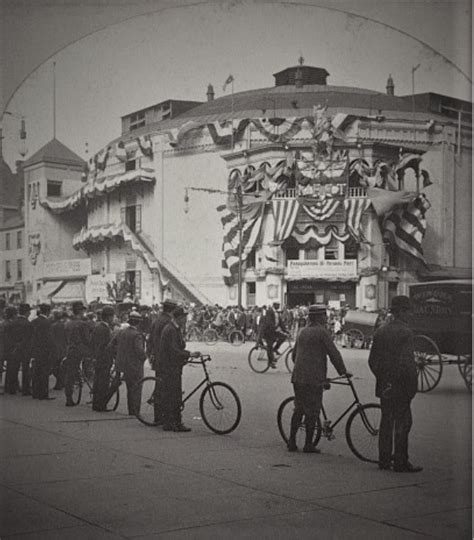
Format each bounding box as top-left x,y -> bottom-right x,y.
395,153 -> 422,175
272,199 -> 300,242
207,119 -> 250,146
223,74 -> 234,91
115,141 -> 127,162
252,117 -> 303,143
217,202 -> 265,286
95,146 -> 110,172
291,224 -> 350,246
367,187 -> 417,216
136,135 -> 153,159
383,194 -> 431,265
344,197 -> 371,241
164,120 -> 202,147
300,198 -> 340,221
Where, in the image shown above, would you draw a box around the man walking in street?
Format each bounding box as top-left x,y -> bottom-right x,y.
288,304 -> 351,453
51,310 -> 67,390
160,306 -> 200,432
368,295 -> 422,473
8,303 -> 32,396
30,304 -> 55,400
91,306 -> 115,412
109,310 -> 146,416
64,301 -> 92,407
3,305 -> 18,394
149,299 -> 177,424
261,302 -> 287,368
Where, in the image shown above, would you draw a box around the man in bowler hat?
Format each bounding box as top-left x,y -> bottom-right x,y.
30,304 -> 55,399
369,295 -> 422,473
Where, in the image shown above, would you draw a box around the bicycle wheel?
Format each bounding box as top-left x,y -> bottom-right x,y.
199,382 -> 241,434
460,355 -> 472,392
134,376 -> 160,426
63,357 -> 82,405
82,358 -> 95,387
107,387 -> 120,411
345,403 -> 381,463
187,327 -> 202,342
277,397 -> 322,448
248,346 -> 270,373
229,329 -> 244,346
285,348 -> 294,373
203,328 -> 218,345
413,335 -> 443,393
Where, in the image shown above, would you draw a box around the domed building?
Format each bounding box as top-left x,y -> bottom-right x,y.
27,62 -> 472,308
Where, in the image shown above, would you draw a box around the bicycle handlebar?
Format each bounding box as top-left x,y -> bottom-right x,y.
186,354 -> 211,365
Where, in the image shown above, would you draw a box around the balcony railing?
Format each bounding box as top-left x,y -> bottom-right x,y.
273,186 -> 367,199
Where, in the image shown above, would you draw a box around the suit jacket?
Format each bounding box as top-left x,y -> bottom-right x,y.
91,321 -> 112,361
65,317 -> 92,358
30,315 -> 55,362
149,312 -> 172,370
261,307 -> 286,337
159,321 -> 190,376
368,318 -> 417,400
291,322 -> 346,385
9,316 -> 32,360
112,325 -> 146,374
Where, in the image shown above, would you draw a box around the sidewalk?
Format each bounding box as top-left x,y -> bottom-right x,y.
0,355 -> 472,539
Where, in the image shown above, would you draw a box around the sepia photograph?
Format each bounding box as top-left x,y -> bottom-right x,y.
0,0 -> 472,538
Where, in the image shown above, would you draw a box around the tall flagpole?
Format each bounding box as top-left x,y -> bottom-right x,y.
53,61 -> 56,139
231,78 -> 234,151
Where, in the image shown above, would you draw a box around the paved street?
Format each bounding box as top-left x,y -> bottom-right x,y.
1,342 -> 471,539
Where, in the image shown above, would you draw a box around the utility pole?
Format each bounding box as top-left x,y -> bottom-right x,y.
236,183 -> 243,308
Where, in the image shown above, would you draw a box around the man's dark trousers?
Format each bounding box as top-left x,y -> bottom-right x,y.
379,397 -> 413,468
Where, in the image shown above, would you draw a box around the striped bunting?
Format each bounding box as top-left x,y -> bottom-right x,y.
272,199 -> 299,242
217,202 -> 265,286
344,198 -> 371,241
300,199 -> 340,221
383,194 -> 431,265
292,224 -> 350,246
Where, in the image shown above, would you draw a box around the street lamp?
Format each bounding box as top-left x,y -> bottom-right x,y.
184,184 -> 251,307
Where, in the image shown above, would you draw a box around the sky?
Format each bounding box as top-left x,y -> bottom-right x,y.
1,0 -> 471,169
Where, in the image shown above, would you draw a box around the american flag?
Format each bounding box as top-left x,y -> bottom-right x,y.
383,194 -> 431,265
272,199 -> 299,242
344,198 -> 371,241
217,201 -> 265,286
300,198 -> 340,221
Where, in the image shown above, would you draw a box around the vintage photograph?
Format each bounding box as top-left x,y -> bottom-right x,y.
0,0 -> 472,538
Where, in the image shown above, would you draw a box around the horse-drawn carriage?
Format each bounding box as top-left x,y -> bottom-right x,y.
341,309 -> 379,349
409,280 -> 472,392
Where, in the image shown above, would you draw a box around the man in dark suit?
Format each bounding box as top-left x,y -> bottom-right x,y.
368,295 -> 422,473
64,301 -> 92,406
8,303 -> 33,395
109,310 -> 146,416
160,306 -> 200,432
30,304 -> 55,400
149,299 -> 177,424
289,304 -> 350,453
3,305 -> 19,394
51,310 -> 67,390
91,306 -> 115,411
260,302 -> 288,368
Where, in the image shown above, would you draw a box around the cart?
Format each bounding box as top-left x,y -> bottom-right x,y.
341,310 -> 379,349
410,280 -> 472,393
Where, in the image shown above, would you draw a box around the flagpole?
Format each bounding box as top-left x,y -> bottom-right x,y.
411,64 -> 420,193
231,78 -> 234,151
53,61 -> 56,139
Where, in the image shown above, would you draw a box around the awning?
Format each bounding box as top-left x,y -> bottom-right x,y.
51,280 -> 85,303
39,280 -> 64,302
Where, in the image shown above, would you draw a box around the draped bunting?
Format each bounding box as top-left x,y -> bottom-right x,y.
300,198 -> 341,221
367,188 -> 417,217
383,194 -> 431,265
291,224 -> 350,246
251,117 -> 303,143
206,119 -> 250,146
344,198 -> 371,241
163,120 -> 201,147
272,199 -> 299,243
136,135 -> 153,159
217,201 -> 265,286
41,169 -> 155,213
115,141 -> 127,162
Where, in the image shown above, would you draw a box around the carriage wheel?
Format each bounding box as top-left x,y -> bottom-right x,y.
459,356 -> 472,392
342,329 -> 364,349
413,335 -> 443,393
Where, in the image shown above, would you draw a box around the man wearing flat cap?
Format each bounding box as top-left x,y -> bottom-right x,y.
289,304 -> 350,453
369,295 -> 422,473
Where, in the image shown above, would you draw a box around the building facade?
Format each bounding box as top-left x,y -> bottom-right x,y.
21,63 -> 472,308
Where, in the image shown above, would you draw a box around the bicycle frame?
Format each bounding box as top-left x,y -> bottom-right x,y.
181,357 -> 213,408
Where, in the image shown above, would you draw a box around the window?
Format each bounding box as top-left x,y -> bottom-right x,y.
246,281 -> 256,306
129,111 -> 146,131
125,159 -> 136,171
285,247 -> 299,262
47,181 -> 62,197
17,259 -> 22,281
305,248 -> 319,260
5,233 -> 10,250
17,230 -> 22,249
5,261 -> 11,281
344,240 -> 358,260
246,250 -> 256,268
121,205 -> 142,233
324,238 -> 339,260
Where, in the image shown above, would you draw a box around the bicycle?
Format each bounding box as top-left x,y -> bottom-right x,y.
135,354 -> 242,434
186,324 -> 203,342
248,334 -> 294,373
202,323 -> 244,347
62,356 -> 120,411
277,375 -> 381,462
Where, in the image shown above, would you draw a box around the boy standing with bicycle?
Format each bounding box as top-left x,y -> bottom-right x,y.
288,304 -> 351,453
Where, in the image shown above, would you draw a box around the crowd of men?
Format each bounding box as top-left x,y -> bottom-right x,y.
0,294 -> 422,473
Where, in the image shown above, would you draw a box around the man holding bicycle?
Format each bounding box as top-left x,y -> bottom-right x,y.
289,304 -> 351,453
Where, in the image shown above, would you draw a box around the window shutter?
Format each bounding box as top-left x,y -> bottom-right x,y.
135,205 -> 142,233
135,271 -> 142,298
120,207 -> 126,224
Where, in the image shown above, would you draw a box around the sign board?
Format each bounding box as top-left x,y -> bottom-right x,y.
287,260 -> 357,280
85,274 -> 115,303
43,258 -> 91,279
